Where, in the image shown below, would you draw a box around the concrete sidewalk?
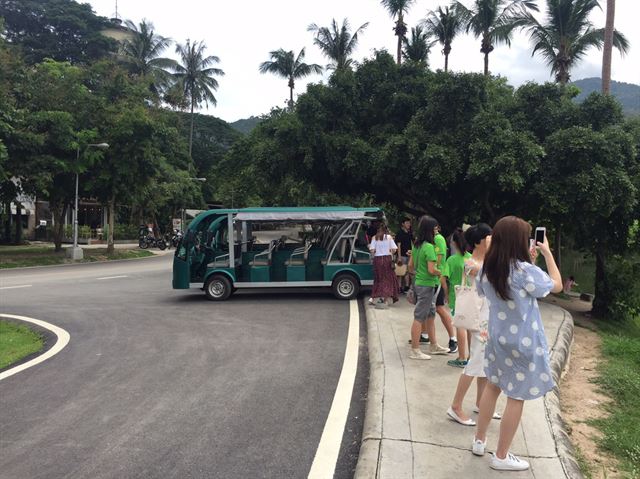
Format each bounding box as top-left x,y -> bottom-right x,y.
355,297 -> 582,479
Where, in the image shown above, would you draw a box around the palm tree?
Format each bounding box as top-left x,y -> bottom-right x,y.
402,26 -> 434,65
258,48 -> 322,108
380,0 -> 416,64
422,6 -> 464,72
522,0 -> 629,84
602,0 -> 616,94
454,0 -> 537,75
307,18 -> 369,71
120,19 -> 176,95
172,39 -> 224,157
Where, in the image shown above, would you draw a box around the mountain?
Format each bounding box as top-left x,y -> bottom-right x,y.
229,116 -> 263,135
571,78 -> 640,116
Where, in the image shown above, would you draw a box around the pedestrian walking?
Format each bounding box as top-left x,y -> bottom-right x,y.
471,216 -> 562,471
369,224 -> 399,308
395,217 -> 413,293
447,223 -> 498,424
445,228 -> 472,368
408,216 -> 449,360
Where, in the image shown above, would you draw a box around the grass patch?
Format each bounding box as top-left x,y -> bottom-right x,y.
0,320 -> 44,369
0,246 -> 154,269
591,315 -> 640,478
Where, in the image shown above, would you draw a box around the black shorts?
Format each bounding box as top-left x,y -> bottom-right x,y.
435,285 -> 446,306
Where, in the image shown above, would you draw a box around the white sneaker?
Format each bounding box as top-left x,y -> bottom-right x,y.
409,349 -> 432,360
490,452 -> 530,471
428,344 -> 450,355
472,437 -> 487,456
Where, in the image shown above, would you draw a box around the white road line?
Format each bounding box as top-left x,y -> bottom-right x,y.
0,314 -> 71,381
308,299 -> 360,479
0,285 -> 33,290
95,275 -> 128,280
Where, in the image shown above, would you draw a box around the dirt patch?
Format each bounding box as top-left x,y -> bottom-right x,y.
545,296 -> 623,479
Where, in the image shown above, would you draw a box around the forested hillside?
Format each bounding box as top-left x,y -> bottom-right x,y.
571,77 -> 640,116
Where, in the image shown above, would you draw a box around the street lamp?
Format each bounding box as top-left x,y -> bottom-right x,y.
67,142 -> 109,260
181,177 -> 206,231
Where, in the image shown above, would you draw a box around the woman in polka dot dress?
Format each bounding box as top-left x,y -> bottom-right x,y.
471,216 -> 562,472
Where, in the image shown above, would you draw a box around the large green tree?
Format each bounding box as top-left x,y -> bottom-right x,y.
380,0 -> 416,64
454,0 -> 537,75
259,48 -> 322,109
307,18 -> 368,71
522,0 -> 629,84
422,6 -> 465,72
171,39 -> 224,158
0,0 -> 117,64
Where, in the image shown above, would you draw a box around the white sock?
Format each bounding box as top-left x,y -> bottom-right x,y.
421,333 -> 429,339
450,336 -> 457,342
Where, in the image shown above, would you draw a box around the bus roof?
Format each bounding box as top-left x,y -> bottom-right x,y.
188,207 -> 382,228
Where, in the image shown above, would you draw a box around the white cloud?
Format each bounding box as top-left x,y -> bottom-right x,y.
86,0 -> 640,122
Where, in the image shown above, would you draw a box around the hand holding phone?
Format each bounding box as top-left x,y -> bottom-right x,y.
535,227 -> 552,258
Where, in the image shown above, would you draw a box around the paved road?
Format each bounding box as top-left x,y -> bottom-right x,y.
0,255 -> 366,478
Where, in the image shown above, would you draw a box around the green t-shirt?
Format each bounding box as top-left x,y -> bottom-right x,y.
434,233 -> 448,276
413,242 -> 439,287
446,252 -> 472,314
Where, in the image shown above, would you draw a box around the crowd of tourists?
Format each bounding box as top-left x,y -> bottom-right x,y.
366,215 -> 563,472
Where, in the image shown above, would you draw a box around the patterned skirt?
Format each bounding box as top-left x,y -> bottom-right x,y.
372,255 -> 399,300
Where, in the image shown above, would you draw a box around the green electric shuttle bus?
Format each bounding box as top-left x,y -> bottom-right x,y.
172,207 -> 383,300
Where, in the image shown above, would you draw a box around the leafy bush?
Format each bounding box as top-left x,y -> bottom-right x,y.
63,224 -> 73,238
79,225 -> 91,238
113,224 -> 139,240
602,255 -> 640,322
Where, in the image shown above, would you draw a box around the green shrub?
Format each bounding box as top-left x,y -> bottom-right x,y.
79,225 -> 91,238
603,255 -> 640,322
113,224 -> 139,240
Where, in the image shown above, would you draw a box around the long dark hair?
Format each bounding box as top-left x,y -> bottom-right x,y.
414,215 -> 438,248
375,223 -> 388,241
450,227 -> 468,254
482,216 -> 531,300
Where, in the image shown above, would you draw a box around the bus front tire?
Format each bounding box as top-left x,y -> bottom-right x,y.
205,274 -> 233,301
332,273 -> 360,300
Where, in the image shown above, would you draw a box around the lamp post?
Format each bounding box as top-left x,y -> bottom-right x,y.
67,142 -> 109,260
182,177 -> 206,231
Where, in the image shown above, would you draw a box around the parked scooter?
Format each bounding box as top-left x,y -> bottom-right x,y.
170,229 -> 183,248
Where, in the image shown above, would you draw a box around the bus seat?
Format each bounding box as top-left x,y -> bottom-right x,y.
285,241 -> 311,266
353,249 -> 373,264
249,240 -> 276,266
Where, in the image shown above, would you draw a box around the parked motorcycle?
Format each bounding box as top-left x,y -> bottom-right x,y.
170,229 -> 183,248
138,233 -> 167,250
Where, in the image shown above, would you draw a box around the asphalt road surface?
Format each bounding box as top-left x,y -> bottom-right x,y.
0,254 -> 367,479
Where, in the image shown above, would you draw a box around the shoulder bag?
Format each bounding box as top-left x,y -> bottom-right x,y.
452,271 -> 481,331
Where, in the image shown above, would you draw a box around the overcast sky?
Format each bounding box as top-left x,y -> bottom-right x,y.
85,0 -> 640,123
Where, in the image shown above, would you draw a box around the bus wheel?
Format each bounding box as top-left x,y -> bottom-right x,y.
332,273 -> 360,300
205,274 -> 232,301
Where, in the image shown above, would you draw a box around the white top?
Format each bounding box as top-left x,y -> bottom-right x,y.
369,235 -> 398,257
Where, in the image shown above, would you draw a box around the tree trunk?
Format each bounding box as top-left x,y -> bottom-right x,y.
52,202 -> 68,252
396,14 -> 403,65
592,245 -> 608,317
107,196 -> 115,254
288,77 -> 295,110
602,0 -> 615,94
3,201 -> 11,243
444,52 -> 449,72
554,226 -> 562,273
483,52 -> 489,76
14,201 -> 22,244
189,99 -> 195,158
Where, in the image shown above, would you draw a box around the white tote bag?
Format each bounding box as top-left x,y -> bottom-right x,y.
453,272 -> 482,331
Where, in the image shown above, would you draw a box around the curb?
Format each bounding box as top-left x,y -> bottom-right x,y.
0,250 -> 168,272
543,304 -> 584,479
354,306 -> 383,478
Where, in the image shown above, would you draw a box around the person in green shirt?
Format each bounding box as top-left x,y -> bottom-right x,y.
445,228 -> 472,368
433,226 -> 458,354
408,216 -> 450,360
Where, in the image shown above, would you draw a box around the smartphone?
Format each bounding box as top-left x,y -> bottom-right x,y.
535,227 -> 546,245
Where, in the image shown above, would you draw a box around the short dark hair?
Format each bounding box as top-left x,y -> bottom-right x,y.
401,217 -> 411,224
464,223 -> 492,251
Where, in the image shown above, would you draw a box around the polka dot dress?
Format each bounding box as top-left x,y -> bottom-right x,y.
477,261 -> 555,400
